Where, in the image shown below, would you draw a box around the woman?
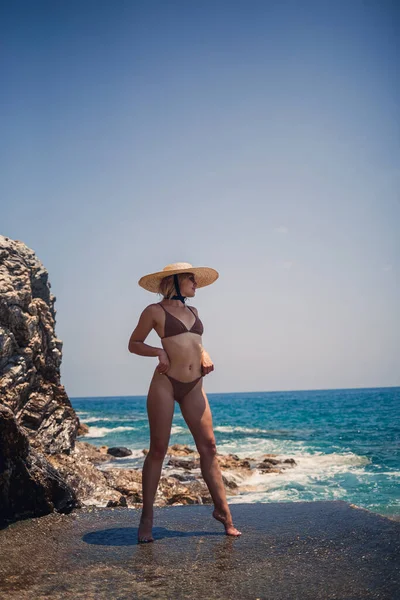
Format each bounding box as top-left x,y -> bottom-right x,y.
128,262 -> 241,542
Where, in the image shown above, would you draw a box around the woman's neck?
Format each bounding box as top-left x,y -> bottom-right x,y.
161,298 -> 186,308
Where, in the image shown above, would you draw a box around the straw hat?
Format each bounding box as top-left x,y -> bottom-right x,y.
138,262 -> 219,293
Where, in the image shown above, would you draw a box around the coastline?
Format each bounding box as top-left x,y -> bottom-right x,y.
44,438 -> 299,512
72,386 -> 400,520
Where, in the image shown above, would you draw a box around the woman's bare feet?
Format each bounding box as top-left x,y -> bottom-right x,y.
137,514 -> 154,543
212,508 -> 242,536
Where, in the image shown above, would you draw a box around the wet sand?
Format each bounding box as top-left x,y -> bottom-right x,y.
0,501 -> 399,599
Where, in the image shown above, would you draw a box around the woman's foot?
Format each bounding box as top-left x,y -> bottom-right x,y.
213,508 -> 242,536
138,514 -> 154,543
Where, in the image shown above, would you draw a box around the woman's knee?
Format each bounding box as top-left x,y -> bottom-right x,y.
197,437 -> 217,458
148,442 -> 168,461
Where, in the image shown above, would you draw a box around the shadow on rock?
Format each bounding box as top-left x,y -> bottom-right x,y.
83,526 -> 222,546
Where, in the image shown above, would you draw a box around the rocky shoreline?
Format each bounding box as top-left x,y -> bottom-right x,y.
48,438 -> 297,509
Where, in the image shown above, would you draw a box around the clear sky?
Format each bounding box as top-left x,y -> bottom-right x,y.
1,0 -> 399,396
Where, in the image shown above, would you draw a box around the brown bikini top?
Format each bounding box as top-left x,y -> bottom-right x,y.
159,304 -> 204,339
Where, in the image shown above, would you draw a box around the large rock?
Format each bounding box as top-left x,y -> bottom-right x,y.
0,236 -> 81,524
0,235 -> 78,454
0,405 -> 79,524
107,447 -> 133,457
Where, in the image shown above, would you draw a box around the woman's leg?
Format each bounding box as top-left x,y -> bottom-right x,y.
138,371 -> 175,542
179,383 -> 241,536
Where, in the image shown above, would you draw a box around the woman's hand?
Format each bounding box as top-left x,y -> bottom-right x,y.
201,349 -> 214,376
157,350 -> 170,374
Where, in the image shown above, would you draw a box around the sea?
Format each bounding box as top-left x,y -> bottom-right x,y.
71,387 -> 400,519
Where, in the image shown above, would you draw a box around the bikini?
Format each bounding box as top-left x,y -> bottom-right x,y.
159,303 -> 204,402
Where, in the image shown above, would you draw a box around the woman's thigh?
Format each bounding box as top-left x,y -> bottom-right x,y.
179,383 -> 216,448
147,371 -> 176,451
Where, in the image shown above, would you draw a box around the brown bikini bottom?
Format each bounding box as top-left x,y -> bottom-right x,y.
165,374 -> 203,403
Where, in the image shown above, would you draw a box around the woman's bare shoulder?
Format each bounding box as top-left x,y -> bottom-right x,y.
143,302 -> 162,314
189,305 -> 199,315
138,303 -> 161,318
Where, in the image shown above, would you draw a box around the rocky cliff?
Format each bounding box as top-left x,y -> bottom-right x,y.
0,235 -> 78,454
0,235 -> 80,523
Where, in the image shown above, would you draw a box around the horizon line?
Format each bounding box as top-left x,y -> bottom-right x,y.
69,384 -> 400,400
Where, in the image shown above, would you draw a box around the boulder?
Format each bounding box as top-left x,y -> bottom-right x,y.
107,447 -> 133,457
167,457 -> 200,470
216,453 -> 252,471
0,405 -> 79,524
0,235 -> 79,454
167,444 -> 199,457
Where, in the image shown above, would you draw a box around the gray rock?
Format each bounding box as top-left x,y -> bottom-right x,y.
0,405 -> 80,525
0,235 -> 78,455
167,457 -> 199,469
107,447 -> 133,457
0,236 -> 83,524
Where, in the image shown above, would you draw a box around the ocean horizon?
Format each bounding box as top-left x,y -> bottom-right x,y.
71,386 -> 400,519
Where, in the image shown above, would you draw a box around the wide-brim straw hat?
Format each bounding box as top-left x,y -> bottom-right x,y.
138,262 -> 219,293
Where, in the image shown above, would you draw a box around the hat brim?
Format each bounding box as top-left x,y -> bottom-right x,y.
138,266 -> 219,293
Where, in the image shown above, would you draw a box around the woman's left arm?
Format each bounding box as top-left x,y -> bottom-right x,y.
191,306 -> 214,376
200,347 -> 214,375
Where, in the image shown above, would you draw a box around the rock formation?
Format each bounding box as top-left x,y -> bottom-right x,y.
0,235 -> 78,454
0,405 -> 78,522
0,235 -> 80,524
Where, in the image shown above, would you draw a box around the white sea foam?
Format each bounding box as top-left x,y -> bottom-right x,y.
296,451 -> 370,469
78,416 -> 114,424
77,415 -> 147,424
214,431 -> 372,505
171,425 -> 187,435
214,426 -> 274,434
385,471 -> 400,478
227,448 -> 371,504
83,426 -> 138,438
216,437 -> 308,458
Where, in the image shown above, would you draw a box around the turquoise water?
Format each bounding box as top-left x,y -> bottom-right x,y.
72,387 -> 400,518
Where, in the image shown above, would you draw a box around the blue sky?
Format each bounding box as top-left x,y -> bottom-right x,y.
1,0 -> 399,396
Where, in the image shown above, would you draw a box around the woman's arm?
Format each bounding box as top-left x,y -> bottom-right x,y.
190,307 -> 214,375
128,305 -> 162,357
201,347 -> 214,375
128,305 -> 170,373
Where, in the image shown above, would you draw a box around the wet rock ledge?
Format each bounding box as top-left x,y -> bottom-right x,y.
1,502 -> 399,600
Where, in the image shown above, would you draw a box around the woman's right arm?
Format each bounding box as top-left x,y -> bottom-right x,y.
129,305 -> 170,373
128,305 -> 163,356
